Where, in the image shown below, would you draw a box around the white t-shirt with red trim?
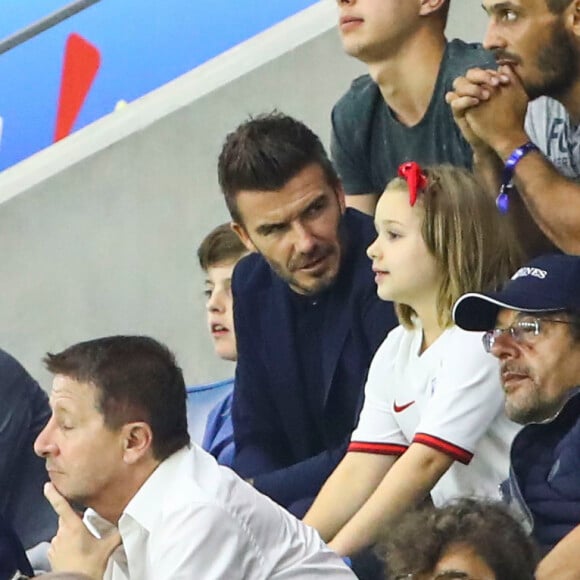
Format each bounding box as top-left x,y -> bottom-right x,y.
350,325 -> 519,506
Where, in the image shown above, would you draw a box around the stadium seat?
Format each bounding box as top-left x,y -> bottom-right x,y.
186,379 -> 234,445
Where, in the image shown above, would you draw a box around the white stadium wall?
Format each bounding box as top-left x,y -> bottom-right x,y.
0,1 -> 488,388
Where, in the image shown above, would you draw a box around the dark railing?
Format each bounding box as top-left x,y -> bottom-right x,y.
0,0 -> 102,55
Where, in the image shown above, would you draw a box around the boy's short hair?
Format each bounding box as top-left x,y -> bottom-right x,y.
197,223 -> 248,271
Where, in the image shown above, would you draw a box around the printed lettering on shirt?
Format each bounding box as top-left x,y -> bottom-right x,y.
511,267 -> 547,281
544,117 -> 580,179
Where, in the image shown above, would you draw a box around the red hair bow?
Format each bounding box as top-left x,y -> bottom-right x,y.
398,162 -> 428,207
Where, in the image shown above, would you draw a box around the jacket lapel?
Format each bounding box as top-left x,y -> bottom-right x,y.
261,277 -> 312,455
320,282 -> 351,407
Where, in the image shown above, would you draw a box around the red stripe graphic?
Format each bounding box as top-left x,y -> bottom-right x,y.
413,433 -> 473,464
54,33 -> 101,142
348,441 -> 408,456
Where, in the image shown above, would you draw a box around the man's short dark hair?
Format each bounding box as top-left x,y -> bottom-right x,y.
546,0 -> 573,13
381,498 -> 539,580
439,0 -> 451,24
217,112 -> 340,223
44,336 -> 190,461
197,223 -> 247,271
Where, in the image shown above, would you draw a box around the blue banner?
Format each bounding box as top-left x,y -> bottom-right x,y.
0,0 -> 319,170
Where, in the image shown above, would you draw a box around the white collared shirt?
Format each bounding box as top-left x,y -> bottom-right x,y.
84,446 -> 354,580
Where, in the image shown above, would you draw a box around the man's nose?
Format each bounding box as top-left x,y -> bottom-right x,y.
293,222 -> 317,254
490,332 -> 520,360
34,418 -> 56,458
483,20 -> 506,52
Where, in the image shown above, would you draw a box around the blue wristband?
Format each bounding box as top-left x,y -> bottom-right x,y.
496,141 -> 540,214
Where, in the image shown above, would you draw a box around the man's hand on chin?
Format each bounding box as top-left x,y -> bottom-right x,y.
44,483 -> 122,580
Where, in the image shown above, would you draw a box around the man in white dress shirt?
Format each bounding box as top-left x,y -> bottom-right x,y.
34,335 -> 354,580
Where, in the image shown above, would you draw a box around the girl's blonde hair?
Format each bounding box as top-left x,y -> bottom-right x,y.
385,164 -> 523,329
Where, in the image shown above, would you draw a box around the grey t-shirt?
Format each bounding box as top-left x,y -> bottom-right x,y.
331,39 -> 495,195
525,96 -> 580,182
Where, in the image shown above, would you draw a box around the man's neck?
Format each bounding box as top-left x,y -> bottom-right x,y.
91,460 -> 161,525
560,81 -> 580,125
366,32 -> 446,127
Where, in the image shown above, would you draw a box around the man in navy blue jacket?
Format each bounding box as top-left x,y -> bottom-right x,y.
0,348 -> 57,550
0,512 -> 33,578
453,253 -> 580,580
217,112 -> 397,518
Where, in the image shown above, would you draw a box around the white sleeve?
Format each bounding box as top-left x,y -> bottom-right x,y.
349,328 -> 408,455
413,329 -> 505,464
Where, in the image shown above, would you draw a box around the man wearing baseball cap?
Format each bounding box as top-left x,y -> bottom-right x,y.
453,253 -> 580,580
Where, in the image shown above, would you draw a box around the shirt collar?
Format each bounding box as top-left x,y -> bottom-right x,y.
83,510 -> 128,576
121,446 -> 190,532
83,446 -> 190,535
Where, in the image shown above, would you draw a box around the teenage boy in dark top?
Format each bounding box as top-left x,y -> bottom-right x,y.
333,0 -> 495,215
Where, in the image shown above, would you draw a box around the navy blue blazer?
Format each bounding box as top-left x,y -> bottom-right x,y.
0,348 -> 57,549
231,209 -> 397,510
0,513 -> 33,578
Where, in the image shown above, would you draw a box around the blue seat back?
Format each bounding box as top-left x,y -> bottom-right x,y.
186,379 -> 235,445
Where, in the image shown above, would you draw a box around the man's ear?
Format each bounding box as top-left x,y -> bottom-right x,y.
231,222 -> 257,253
419,0 -> 448,17
336,184 -> 347,214
121,422 -> 153,464
567,0 -> 580,38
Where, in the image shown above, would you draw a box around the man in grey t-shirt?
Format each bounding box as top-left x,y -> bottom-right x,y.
525,96 -> 580,182
332,0 -> 494,215
447,0 -> 580,256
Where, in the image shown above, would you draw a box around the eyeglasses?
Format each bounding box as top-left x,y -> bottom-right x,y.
395,571 -> 487,580
482,316 -> 572,353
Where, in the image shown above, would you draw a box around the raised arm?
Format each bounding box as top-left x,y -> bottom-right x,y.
447,66 -> 580,253
495,142 -> 580,254
445,67 -> 507,195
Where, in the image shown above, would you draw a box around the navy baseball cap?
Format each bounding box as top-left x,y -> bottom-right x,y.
453,254 -> 580,331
